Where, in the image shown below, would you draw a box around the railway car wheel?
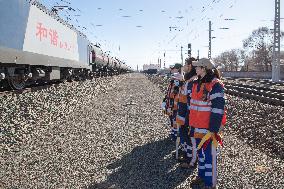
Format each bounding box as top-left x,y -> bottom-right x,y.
8,76 -> 26,90
67,76 -> 74,82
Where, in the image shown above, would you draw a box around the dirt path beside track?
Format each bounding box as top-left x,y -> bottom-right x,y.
1,73 -> 283,189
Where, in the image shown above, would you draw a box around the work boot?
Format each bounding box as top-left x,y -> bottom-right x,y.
171,149 -> 185,160
177,153 -> 188,162
190,176 -> 204,188
171,148 -> 183,156
179,162 -> 196,169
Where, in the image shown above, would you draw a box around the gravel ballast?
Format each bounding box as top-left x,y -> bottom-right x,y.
1,73 -> 284,189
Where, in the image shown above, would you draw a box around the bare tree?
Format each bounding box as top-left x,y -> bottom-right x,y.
228,49 -> 238,71
214,49 -> 245,71
243,27 -> 284,71
214,52 -> 229,71
236,49 -> 246,71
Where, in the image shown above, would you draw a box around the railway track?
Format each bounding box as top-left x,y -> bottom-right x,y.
223,79 -> 284,106
224,77 -> 284,90
0,81 -> 62,97
149,75 -> 284,106
0,75 -> 110,97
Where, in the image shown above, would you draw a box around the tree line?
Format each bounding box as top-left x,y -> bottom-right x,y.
213,27 -> 284,72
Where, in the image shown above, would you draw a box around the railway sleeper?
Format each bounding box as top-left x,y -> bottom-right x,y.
225,88 -> 284,106
224,81 -> 284,94
226,85 -> 284,101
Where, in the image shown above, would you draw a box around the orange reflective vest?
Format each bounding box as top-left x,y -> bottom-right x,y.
189,78 -> 226,129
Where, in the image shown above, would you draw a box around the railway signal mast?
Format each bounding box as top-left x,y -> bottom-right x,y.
188,43 -> 192,58
272,0 -> 281,82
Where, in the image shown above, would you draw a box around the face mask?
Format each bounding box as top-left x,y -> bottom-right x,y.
174,80 -> 179,86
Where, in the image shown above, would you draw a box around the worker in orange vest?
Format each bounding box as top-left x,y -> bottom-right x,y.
163,63 -> 183,141
175,57 -> 198,165
189,58 -> 226,189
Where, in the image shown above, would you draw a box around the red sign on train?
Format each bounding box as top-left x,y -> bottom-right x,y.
36,22 -> 73,51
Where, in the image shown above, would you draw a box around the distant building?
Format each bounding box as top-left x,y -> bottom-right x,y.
158,68 -> 171,76
143,64 -> 160,71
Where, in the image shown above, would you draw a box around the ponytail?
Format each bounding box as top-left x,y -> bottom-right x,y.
204,67 -> 221,80
213,68 -> 221,79
184,69 -> 196,80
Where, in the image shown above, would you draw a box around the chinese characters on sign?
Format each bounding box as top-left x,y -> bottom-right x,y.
36,22 -> 75,51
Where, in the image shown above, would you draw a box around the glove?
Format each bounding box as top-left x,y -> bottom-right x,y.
197,132 -> 223,150
161,102 -> 166,110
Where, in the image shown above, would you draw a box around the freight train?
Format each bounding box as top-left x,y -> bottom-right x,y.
0,0 -> 130,90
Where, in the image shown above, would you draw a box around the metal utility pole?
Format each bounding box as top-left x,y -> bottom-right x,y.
197,50 -> 200,60
208,21 -> 212,59
181,46 -> 184,65
163,52 -> 166,68
272,0 -> 281,82
188,43 -> 192,58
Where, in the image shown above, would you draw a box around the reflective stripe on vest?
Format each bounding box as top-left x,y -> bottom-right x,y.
189,78 -> 222,129
190,105 -> 211,111
190,99 -> 212,106
210,92 -> 224,100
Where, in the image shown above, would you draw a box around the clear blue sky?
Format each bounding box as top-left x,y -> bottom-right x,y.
40,0 -> 283,70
